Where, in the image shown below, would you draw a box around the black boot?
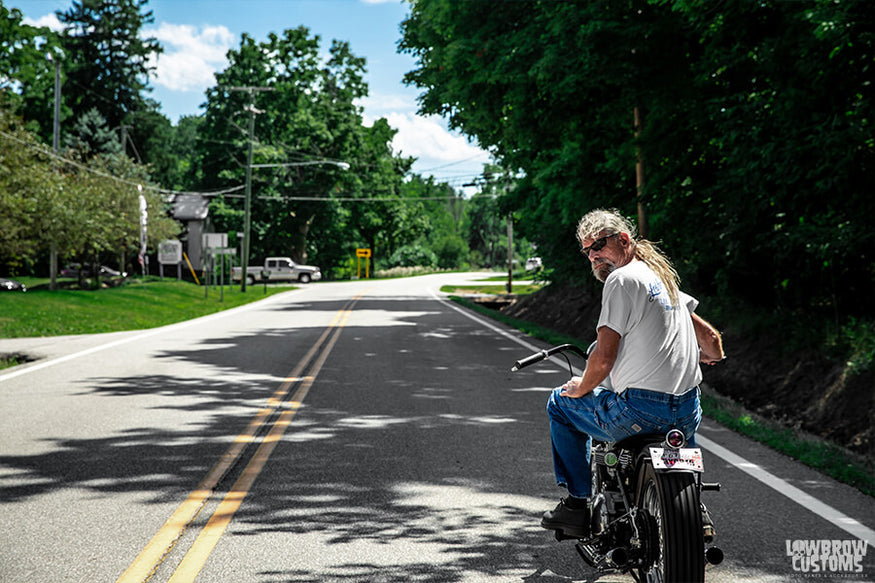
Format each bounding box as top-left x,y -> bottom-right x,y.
541,498 -> 591,539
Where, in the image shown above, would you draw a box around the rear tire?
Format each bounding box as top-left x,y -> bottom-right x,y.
635,464 -> 704,582
246,274 -> 255,286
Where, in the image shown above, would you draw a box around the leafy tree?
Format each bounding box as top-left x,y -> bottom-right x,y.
398,175 -> 470,269
0,98 -> 61,273
158,114 -> 202,190
57,0 -> 162,135
399,0 -> 653,286
388,244 -> 437,268
64,153 -> 178,279
344,118 -> 418,271
64,107 -> 122,157
460,166 -> 515,268
196,27 -> 412,273
0,4 -> 44,89
0,2 -> 66,143
400,0 -> 875,321
0,100 -> 178,281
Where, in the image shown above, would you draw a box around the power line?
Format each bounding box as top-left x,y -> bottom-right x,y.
0,128 -> 244,198
222,194 -> 477,202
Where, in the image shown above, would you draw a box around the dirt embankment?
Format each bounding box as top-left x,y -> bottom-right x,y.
501,284 -> 874,459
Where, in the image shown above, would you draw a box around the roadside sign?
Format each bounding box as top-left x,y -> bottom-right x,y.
356,248 -> 371,278
203,233 -> 228,249
158,240 -> 183,265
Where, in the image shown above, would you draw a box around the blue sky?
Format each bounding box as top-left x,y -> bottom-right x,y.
17,0 -> 492,187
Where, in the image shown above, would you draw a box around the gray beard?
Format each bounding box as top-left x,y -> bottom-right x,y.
592,259 -> 617,282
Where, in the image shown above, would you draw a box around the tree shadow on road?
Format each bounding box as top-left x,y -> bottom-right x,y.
0,296 -> 824,582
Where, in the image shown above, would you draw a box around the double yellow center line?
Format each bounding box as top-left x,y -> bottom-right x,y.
117,294 -> 362,582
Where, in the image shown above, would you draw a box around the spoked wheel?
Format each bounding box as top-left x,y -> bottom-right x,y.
634,464 -> 704,583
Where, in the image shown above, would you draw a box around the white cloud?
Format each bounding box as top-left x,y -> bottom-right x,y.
358,93 -> 417,118
359,97 -> 492,179
385,112 -> 489,166
22,14 -> 63,31
145,23 -> 235,92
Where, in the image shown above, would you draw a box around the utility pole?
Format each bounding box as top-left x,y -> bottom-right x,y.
506,213 -> 513,294
227,86 -> 273,292
49,50 -> 62,291
634,106 -> 649,239
120,124 -> 128,157
52,56 -> 61,152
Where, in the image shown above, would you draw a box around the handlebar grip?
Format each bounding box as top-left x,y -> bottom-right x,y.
511,350 -> 548,372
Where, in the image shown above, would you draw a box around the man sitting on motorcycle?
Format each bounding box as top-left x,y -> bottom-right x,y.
541,208 -> 725,538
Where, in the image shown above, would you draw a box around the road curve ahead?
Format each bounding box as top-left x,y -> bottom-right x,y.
1,273 -> 872,582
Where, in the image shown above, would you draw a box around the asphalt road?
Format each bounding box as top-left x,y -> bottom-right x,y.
1,273 -> 873,582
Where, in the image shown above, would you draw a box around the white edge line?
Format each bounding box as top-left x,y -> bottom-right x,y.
0,291 -> 290,383
434,289 -> 875,548
696,434 -> 875,547
431,290 -> 583,376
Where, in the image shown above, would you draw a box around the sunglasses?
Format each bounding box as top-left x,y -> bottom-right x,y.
581,233 -> 619,255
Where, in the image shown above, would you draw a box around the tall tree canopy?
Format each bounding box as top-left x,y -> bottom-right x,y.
57,0 -> 161,134
195,27 -> 414,270
0,101 -> 178,277
400,0 -> 875,321
0,2 -> 65,143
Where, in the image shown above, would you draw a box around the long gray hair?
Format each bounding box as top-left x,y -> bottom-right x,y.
576,208 -> 680,307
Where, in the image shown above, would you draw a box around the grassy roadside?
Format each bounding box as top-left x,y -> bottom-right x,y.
439,283 -> 544,296
449,294 -> 875,497
0,277 -> 292,341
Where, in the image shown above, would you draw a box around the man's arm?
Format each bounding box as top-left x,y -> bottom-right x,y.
692,313 -> 724,365
560,326 -> 620,398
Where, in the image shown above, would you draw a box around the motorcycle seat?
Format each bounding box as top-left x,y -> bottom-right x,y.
606,433 -> 669,452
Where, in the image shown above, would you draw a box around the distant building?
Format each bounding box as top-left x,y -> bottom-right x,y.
171,195 -> 211,270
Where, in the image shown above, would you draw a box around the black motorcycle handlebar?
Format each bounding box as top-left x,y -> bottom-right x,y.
511,343 -> 588,372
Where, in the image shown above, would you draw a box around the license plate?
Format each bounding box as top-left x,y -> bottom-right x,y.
649,447 -> 704,472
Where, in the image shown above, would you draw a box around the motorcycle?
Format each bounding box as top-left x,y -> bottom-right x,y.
512,343 -> 724,582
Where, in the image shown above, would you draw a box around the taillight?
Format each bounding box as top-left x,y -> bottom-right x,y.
665,429 -> 686,449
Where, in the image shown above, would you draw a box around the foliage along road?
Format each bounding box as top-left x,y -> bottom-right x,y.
0,273 -> 873,582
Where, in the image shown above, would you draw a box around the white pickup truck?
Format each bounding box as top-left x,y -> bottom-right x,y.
231,257 -> 322,284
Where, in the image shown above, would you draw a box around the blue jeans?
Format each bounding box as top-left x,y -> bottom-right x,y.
546,386 -> 701,498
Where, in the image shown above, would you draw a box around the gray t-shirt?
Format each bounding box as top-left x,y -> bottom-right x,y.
597,260 -> 702,394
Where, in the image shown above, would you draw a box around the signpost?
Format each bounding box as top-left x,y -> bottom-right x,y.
158,240 -> 183,280
356,248 -> 371,279
202,234 -> 231,299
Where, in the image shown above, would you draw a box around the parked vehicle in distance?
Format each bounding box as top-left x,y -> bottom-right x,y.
231,257 -> 322,285
525,257 -> 543,272
0,277 -> 26,292
60,263 -> 127,278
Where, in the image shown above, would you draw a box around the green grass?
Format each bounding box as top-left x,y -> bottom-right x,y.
478,270 -> 545,282
0,277 -> 292,340
449,296 -> 875,498
440,283 -> 544,295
